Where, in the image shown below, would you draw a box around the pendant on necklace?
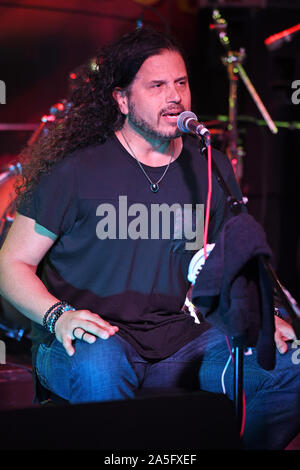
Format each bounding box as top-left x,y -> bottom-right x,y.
150,183 -> 159,193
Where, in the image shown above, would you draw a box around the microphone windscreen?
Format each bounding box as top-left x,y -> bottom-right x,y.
177,111 -> 197,133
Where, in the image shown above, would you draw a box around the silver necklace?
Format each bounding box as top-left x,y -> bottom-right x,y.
120,130 -> 174,193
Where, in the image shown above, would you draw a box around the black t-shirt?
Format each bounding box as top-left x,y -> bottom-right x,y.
18,134 -> 243,361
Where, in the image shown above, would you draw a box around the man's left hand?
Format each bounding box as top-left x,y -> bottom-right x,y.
274,315 -> 297,354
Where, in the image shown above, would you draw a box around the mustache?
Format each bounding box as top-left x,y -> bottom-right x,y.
160,106 -> 185,116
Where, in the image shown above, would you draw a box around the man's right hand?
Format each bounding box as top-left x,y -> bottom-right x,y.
54,309 -> 119,356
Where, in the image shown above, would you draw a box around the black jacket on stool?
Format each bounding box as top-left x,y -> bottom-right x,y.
192,213 -> 276,370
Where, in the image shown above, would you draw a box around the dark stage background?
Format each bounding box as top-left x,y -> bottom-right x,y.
0,0 -> 299,301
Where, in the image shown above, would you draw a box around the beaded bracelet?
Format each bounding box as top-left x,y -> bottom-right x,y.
43,301 -> 75,334
45,303 -> 76,334
42,301 -> 63,330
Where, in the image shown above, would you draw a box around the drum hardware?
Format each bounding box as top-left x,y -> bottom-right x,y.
201,114 -> 300,156
199,114 -> 300,132
265,22 -> 300,51
0,319 -> 26,342
0,98 -> 70,239
0,162 -> 22,186
0,99 -> 70,341
0,199 -> 16,247
0,162 -> 22,239
0,178 -> 29,341
210,9 -> 278,182
0,123 -> 38,131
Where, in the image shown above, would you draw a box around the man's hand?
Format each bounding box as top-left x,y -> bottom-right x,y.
55,309 -> 119,356
274,315 -> 296,354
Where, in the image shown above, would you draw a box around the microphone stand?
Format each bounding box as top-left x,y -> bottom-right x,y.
208,10 -> 283,429
198,135 -> 300,431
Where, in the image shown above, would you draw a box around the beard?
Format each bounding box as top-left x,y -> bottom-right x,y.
127,100 -> 183,141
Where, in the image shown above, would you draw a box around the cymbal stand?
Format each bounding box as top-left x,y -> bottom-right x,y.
210,10 -> 278,182
221,49 -> 246,182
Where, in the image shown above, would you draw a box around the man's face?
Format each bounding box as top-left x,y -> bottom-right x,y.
123,50 -> 191,141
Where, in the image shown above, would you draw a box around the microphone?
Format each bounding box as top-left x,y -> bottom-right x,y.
177,111 -> 210,142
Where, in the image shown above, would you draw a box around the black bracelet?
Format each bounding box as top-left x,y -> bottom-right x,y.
43,301 -> 75,334
42,301 -> 63,330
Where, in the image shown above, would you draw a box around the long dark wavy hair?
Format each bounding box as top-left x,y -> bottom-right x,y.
15,26 -> 186,207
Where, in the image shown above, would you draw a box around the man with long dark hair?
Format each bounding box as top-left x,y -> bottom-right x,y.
0,27 -> 299,449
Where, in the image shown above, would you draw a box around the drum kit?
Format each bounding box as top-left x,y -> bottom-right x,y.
0,101 -> 72,340
0,10 -> 300,348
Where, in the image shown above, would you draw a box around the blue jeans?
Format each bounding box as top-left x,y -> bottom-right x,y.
35,325 -> 300,449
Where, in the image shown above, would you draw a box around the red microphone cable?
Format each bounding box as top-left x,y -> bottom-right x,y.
203,139 -> 212,261
203,138 -> 246,439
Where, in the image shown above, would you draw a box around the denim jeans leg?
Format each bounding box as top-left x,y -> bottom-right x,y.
197,329 -> 300,450
140,323 -> 219,391
35,334 -> 145,404
138,324 -> 300,450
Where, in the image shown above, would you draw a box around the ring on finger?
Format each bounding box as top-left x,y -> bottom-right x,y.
81,331 -> 88,341
72,327 -> 83,339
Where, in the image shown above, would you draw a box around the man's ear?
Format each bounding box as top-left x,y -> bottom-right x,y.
112,87 -> 129,115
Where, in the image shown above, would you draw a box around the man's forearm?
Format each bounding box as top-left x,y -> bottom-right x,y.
0,258 -> 59,326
